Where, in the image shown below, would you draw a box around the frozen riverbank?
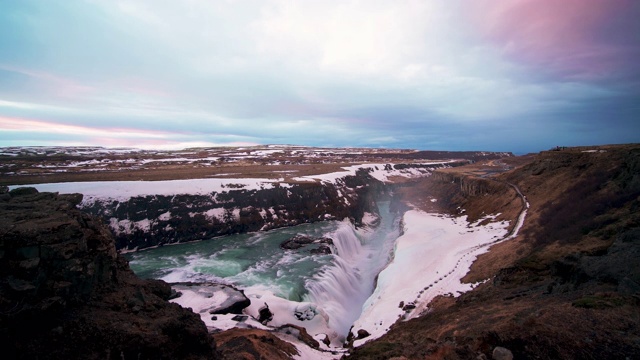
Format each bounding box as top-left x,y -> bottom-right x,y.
351,210 -> 512,346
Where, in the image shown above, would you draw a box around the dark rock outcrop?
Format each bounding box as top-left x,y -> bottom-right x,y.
258,303 -> 274,325
0,188 -> 217,359
280,235 -> 334,252
310,245 -> 332,255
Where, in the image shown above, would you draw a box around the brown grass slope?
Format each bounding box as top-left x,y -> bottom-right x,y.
348,144 -> 640,360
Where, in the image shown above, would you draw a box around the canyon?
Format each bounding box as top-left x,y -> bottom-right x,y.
1,144 -> 639,359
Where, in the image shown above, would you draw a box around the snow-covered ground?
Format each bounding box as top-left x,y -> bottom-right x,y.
9,178 -> 287,204
9,162 -> 442,204
351,210 -> 512,346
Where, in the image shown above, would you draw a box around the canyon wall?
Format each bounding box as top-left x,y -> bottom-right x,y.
430,171 -> 509,197
81,169 -> 386,251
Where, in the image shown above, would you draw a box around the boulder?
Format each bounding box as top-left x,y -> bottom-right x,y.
280,235 -> 334,250
171,282 -> 252,315
402,302 -> 416,311
8,186 -> 39,197
293,303 -> 318,321
258,303 -> 274,325
280,235 -> 315,249
209,286 -> 251,315
276,324 -> 320,349
322,334 -> 331,347
492,346 -> 514,360
310,245 -> 332,255
232,315 -> 248,322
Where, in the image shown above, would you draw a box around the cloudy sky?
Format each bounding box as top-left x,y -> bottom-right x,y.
0,0 -> 638,153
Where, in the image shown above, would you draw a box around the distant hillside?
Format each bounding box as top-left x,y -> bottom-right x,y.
0,145 -> 511,185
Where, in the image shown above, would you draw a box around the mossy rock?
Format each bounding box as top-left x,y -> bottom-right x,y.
9,187 -> 39,197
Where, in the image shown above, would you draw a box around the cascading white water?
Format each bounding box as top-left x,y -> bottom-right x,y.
304,222 -> 370,339
304,205 -> 401,342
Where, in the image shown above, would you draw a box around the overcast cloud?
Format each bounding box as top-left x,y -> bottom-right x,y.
1,0 -> 638,153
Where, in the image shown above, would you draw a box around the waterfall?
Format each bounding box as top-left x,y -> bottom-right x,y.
303,202 -> 401,343
126,201 -> 401,346
304,220 -> 380,341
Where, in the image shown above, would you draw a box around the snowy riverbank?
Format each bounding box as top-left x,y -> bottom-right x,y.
351,210 -> 512,346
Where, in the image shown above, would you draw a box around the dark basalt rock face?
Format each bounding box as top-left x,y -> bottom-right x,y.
81,170 -> 385,251
0,188 -> 218,359
258,303 -> 274,325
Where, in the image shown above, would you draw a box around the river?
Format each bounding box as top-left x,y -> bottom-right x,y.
125,200 -> 401,345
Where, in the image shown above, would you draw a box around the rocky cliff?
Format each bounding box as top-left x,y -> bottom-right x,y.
0,186 -> 217,359
81,169 -> 385,251
430,171 -> 509,197
348,144 -> 640,359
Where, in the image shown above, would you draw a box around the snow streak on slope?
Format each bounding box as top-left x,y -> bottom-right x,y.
292,162 -> 451,183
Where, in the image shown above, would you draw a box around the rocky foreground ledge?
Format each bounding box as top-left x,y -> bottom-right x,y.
0,186 -> 217,359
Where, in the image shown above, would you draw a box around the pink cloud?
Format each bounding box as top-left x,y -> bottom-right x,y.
86,137 -> 258,150
0,116 -> 170,139
0,116 -> 259,149
466,0 -> 640,82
